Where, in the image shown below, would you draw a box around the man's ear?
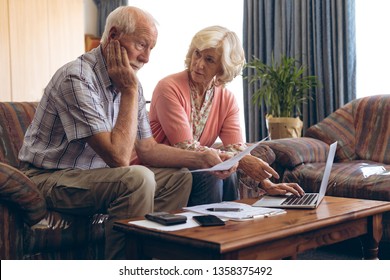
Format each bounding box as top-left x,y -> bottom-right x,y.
109,27 -> 118,40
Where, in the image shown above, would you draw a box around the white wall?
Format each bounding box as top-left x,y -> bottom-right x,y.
84,0 -> 98,36
356,0 -> 390,97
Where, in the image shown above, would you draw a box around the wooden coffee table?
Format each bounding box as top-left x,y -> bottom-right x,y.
113,196 -> 390,260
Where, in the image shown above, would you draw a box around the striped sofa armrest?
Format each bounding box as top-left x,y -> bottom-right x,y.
0,102 -> 38,168
262,137 -> 330,169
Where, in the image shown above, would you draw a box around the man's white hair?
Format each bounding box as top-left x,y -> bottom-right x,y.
100,6 -> 157,44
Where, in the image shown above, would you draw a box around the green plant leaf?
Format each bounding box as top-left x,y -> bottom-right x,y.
244,53 -> 319,118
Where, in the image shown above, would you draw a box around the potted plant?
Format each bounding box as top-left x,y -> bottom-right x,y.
245,53 -> 318,139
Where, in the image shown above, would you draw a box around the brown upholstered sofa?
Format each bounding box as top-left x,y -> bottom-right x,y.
0,101 -> 277,259
0,102 -> 107,259
10,95 -> 388,258
260,95 -> 390,247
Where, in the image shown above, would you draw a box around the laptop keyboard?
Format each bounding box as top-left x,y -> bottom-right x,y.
282,193 -> 318,206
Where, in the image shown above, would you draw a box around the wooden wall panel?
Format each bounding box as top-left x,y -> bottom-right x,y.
9,0 -> 51,101
3,0 -> 84,102
0,0 -> 12,101
47,0 -> 84,75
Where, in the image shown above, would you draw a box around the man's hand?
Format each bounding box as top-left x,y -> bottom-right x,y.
196,149 -> 236,179
210,152 -> 238,179
106,40 -> 138,92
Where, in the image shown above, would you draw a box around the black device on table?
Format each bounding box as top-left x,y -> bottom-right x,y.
145,212 -> 187,226
193,215 -> 225,226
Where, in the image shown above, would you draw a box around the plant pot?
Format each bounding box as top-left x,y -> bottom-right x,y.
266,115 -> 303,139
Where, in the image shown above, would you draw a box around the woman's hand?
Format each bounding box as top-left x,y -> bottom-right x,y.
261,179 -> 305,197
238,154 -> 279,181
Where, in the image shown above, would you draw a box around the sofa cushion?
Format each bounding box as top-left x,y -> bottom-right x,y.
262,137 -> 330,169
250,144 -> 276,165
0,102 -> 38,168
306,95 -> 390,164
0,163 -> 46,225
305,102 -> 357,161
353,95 -> 390,164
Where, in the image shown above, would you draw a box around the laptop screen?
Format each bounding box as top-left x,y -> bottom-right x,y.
317,142 -> 337,204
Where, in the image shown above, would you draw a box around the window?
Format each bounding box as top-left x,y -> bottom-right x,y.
130,0 -> 245,136
356,0 -> 390,98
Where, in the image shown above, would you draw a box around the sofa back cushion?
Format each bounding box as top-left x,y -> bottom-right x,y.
353,95 -> 390,164
305,101 -> 356,161
0,102 -> 38,168
306,95 -> 390,164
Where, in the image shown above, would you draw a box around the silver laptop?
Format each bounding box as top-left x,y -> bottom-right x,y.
252,141 -> 337,209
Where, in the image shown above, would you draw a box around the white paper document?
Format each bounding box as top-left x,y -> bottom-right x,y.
128,212 -> 205,231
183,201 -> 285,221
190,136 -> 269,173
127,202 -> 284,231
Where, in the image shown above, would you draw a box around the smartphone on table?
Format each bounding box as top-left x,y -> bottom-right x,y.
193,215 -> 225,226
145,212 -> 187,226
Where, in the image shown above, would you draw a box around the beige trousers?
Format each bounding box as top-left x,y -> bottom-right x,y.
22,165 -> 192,259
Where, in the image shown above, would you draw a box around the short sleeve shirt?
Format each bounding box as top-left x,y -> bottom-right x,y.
18,46 -> 152,170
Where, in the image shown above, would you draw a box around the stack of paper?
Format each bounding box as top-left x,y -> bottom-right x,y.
183,201 -> 285,221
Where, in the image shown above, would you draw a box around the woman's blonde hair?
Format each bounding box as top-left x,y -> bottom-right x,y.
185,25 -> 246,86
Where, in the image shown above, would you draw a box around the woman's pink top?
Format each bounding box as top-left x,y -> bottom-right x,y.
149,70 -> 243,147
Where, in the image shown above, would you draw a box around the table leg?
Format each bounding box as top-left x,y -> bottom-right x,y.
361,214 -> 383,260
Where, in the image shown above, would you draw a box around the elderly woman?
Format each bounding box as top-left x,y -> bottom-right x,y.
149,26 -> 304,205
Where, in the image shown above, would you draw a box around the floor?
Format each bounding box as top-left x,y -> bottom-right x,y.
297,238 -> 390,260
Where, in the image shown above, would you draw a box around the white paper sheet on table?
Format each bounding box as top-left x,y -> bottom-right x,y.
128,212 -> 208,231
190,136 -> 269,173
127,201 -> 284,232
183,201 -> 285,221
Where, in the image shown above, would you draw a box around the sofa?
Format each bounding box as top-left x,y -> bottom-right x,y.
259,94 -> 390,246
0,102 -> 108,259
0,101 -> 277,259
8,94 -> 387,258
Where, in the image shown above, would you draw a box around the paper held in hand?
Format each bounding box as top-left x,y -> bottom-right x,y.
190,136 -> 269,173
183,201 -> 285,221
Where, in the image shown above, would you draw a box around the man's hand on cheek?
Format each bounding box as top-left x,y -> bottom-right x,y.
106,40 -> 137,92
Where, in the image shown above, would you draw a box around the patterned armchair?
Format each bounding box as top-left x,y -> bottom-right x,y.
0,102 -> 107,259
260,95 -> 390,245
